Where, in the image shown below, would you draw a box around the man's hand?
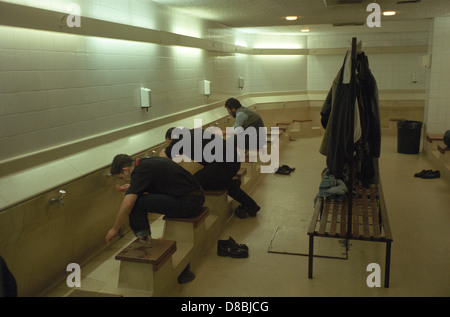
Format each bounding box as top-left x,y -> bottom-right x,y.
105,227 -> 119,244
115,184 -> 130,192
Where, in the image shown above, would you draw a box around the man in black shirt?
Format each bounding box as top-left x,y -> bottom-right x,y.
161,127 -> 260,218
105,155 -> 205,244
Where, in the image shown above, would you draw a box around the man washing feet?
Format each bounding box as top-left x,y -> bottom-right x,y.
105,154 -> 205,244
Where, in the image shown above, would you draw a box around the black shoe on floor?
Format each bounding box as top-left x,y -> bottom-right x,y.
235,205 -> 247,218
281,165 -> 295,172
218,237 -> 249,251
217,238 -> 249,258
275,167 -> 291,175
421,170 -> 440,179
245,205 -> 260,217
414,169 -> 432,177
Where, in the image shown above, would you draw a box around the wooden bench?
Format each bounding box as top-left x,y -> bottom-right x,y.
386,118 -> 407,135
437,144 -> 450,155
293,119 -> 313,123
162,207 -> 209,245
291,119 -> 313,139
307,182 -> 393,287
425,133 -> 450,165
426,133 -> 443,143
437,144 -> 450,164
274,119 -> 314,140
203,189 -> 230,230
163,206 -> 209,229
425,133 -> 443,152
162,206 -> 210,267
236,167 -> 247,179
115,238 -> 177,294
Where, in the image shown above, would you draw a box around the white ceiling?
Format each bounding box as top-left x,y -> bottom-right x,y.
150,0 -> 450,34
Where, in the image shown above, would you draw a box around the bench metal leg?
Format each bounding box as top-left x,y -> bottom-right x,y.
308,235 -> 314,279
384,241 -> 392,288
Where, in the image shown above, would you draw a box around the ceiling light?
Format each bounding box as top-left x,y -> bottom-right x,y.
301,28 -> 310,33
286,16 -> 298,21
383,11 -> 396,16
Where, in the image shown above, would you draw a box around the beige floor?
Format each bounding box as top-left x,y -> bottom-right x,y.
45,135 -> 450,297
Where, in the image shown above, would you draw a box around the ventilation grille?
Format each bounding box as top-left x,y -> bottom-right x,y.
397,0 -> 421,4
323,0 -> 363,6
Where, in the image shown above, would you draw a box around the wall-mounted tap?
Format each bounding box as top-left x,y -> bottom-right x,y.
50,190 -> 66,205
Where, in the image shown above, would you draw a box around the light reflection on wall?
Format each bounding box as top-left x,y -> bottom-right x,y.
251,34 -> 307,49
170,46 -> 204,58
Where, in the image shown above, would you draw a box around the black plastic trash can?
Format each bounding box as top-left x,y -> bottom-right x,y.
397,120 -> 423,154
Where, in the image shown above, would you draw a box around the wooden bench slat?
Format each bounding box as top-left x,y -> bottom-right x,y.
361,187 -> 371,239
340,199 -> 348,237
370,186 -> 381,239
352,195 -> 359,239
318,200 -> 330,235
308,198 -> 323,235
329,201 -> 339,236
377,183 -> 393,241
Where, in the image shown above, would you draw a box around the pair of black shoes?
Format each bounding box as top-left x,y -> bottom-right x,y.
275,165 -> 295,175
414,169 -> 440,179
217,237 -> 249,258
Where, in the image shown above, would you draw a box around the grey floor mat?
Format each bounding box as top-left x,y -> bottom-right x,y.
268,226 -> 348,259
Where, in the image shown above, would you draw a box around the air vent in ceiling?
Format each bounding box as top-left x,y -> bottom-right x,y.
323,0 -> 363,6
333,22 -> 365,27
397,0 -> 421,4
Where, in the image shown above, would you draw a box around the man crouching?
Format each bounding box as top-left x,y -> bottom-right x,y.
105,154 -> 205,244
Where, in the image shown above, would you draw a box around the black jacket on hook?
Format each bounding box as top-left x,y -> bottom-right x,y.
320,52 -> 381,185
356,52 -> 381,186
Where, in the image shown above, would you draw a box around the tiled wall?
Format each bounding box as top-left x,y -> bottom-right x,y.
0,0 -> 437,164
0,25 -> 213,161
249,55 -> 307,92
307,31 -> 429,91
426,17 -> 450,133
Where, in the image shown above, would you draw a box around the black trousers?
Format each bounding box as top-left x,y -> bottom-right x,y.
194,162 -> 257,209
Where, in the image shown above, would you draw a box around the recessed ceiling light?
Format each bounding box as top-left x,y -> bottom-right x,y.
383,11 -> 396,16
286,16 -> 298,21
301,28 -> 310,33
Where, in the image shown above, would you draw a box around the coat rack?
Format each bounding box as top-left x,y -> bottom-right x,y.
347,37 -> 357,237
308,37 -> 393,288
